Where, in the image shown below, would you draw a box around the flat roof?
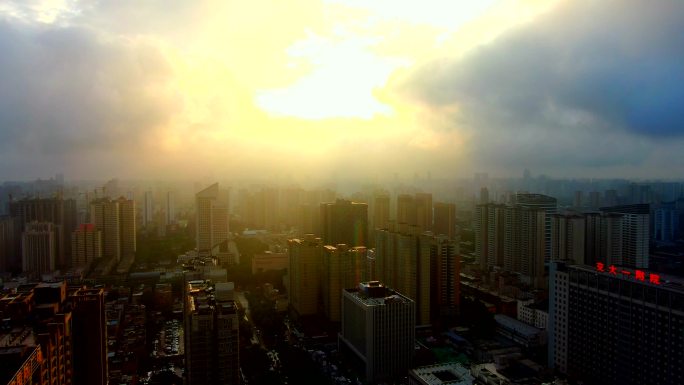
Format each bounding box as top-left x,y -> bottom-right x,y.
410,362 -> 473,385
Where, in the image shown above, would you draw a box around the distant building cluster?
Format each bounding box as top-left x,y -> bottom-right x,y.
1,173 -> 684,385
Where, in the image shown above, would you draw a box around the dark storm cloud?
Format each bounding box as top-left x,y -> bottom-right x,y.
0,17 -> 179,177
404,0 -> 684,173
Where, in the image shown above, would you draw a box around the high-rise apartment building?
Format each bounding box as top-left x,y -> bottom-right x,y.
117,197 -> 136,261
396,193 -> 433,233
9,197 -> 76,268
71,223 -> 102,267
475,198 -> 551,288
599,204 -> 649,268
583,212 -> 624,267
185,280 -> 240,385
195,183 -> 230,256
22,221 -> 58,277
549,262 -> 683,385
514,193 -> 557,261
320,199 -> 368,247
503,206 -> 546,288
433,202 -> 456,239
428,235 -> 460,320
166,191 -> 175,225
374,227 -> 457,326
474,203 -> 505,270
90,197 -> 135,262
653,203 -> 677,241
322,244 -> 368,322
70,288 -> 107,385
143,191 -> 153,228
340,281 -> 415,384
397,194 -> 417,227
372,193 -> 390,231
415,193 -> 433,232
90,198 -> 120,261
289,235 -> 323,316
550,213 -> 585,264
374,226 -> 427,324
0,216 -> 18,273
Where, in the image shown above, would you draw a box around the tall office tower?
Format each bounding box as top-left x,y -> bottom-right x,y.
550,213 -> 585,264
9,197 -> 77,268
340,281 -> 415,384
22,221 -> 58,276
117,197 -> 136,261
600,204 -> 649,268
503,206 -> 546,288
70,288 -> 107,385
548,262 -> 684,385
373,193 -> 390,230
166,191 -> 175,225
433,202 -> 456,239
196,183 -> 230,256
90,198 -> 120,261
588,191 -> 601,210
71,223 -> 102,267
374,227 -> 433,326
185,280 -> 240,385
415,193 -> 433,232
480,187 -> 489,204
0,216 -> 18,273
322,244 -> 368,322
474,203 -> 505,270
514,193 -> 557,261
428,235 -> 460,320
320,199 -> 368,247
289,235 -> 322,316
143,191 -> 153,227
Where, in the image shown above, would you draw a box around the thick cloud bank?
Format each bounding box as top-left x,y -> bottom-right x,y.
405,0 -> 684,175
0,18 -> 179,178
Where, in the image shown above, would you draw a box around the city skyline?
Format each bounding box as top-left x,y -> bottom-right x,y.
1,0 -> 683,181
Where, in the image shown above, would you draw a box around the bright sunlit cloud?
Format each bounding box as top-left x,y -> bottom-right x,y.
256,30 -> 409,119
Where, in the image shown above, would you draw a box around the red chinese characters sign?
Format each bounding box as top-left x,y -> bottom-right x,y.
596,262 -> 660,285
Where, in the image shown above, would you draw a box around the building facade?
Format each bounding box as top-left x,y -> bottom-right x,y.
320,199 -> 368,247
70,224 -> 102,267
185,280 -> 240,385
289,235 -> 323,316
549,262 -> 683,384
340,281 -> 415,384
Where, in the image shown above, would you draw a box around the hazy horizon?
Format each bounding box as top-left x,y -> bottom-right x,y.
1,0 -> 683,181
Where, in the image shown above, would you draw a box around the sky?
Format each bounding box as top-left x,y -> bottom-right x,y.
0,0 -> 682,181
